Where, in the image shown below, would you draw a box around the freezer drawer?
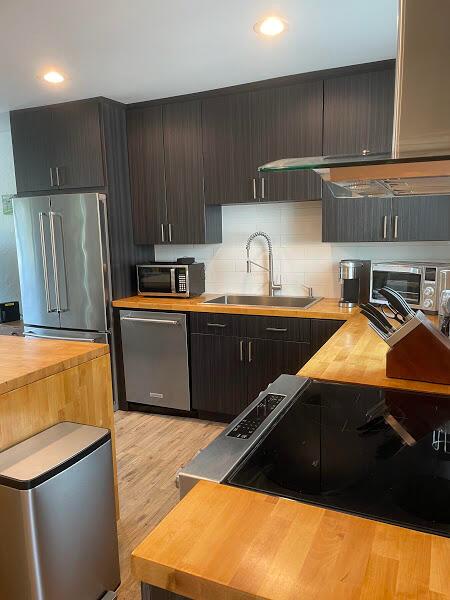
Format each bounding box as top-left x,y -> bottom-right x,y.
120,311 -> 190,410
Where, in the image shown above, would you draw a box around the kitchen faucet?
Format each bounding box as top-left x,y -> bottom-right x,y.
246,231 -> 282,296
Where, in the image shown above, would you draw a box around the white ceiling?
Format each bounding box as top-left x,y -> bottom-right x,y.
0,0 -> 397,112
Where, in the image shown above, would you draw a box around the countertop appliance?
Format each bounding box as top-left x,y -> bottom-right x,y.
178,375 -> 449,538
120,310 -> 190,410
13,193 -> 117,404
137,262 -> 205,297
370,261 -> 450,313
0,422 -> 120,599
0,301 -> 20,323
258,0 -> 450,197
339,260 -> 370,308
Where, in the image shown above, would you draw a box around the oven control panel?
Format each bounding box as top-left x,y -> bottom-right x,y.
227,394 -> 286,439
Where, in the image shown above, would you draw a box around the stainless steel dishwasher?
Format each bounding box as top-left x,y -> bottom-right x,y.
120,310 -> 190,410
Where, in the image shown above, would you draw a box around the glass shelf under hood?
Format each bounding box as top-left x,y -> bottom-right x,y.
258,153 -> 450,172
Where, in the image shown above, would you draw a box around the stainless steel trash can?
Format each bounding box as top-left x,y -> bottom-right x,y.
0,422 -> 120,599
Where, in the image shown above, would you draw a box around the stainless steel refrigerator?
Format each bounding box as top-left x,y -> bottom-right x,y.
13,193 -> 117,406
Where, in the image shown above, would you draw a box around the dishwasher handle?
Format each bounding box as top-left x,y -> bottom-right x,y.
121,316 -> 181,326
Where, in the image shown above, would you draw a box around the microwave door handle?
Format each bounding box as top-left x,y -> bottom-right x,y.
170,268 -> 176,293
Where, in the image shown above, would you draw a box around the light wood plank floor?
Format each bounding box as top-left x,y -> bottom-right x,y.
115,410 -> 225,600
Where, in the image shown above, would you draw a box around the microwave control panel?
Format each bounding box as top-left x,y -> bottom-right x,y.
178,272 -> 187,293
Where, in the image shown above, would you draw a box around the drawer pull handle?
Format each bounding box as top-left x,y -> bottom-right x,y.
266,327 -> 288,332
207,323 -> 227,328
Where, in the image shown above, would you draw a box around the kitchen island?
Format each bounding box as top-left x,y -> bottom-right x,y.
124,294 -> 450,599
0,335 -> 119,514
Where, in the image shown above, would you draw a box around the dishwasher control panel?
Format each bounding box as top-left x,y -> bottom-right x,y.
227,393 -> 286,439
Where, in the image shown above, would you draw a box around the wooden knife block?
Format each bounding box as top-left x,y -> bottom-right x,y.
386,311 -> 450,385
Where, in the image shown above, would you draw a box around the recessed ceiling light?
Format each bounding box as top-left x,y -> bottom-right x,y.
254,16 -> 288,37
43,71 -> 65,84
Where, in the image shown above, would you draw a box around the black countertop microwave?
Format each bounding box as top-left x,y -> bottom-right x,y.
137,262 -> 205,297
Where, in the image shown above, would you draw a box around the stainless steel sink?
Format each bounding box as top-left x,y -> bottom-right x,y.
203,294 -> 322,309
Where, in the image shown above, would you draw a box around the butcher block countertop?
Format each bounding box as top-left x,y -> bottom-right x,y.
0,335 -> 109,395
133,480 -> 450,600
298,312 -> 450,396
112,295 -> 356,320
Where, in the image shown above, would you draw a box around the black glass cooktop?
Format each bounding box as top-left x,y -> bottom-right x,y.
227,381 -> 450,537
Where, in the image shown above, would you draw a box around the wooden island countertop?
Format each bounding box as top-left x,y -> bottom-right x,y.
0,334 -> 109,395
133,480 -> 450,600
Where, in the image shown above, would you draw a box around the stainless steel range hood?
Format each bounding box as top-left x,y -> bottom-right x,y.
258,0 -> 450,197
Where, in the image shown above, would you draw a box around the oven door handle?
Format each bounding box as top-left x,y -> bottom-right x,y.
372,265 -> 422,275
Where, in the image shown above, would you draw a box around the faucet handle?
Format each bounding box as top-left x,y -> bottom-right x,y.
301,283 -> 313,297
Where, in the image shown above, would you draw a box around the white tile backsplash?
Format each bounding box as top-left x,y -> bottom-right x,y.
154,201 -> 450,298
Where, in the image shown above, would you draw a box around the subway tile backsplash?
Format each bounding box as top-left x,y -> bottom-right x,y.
154,201 -> 450,298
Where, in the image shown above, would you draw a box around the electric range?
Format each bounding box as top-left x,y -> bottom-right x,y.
178,375 -> 449,537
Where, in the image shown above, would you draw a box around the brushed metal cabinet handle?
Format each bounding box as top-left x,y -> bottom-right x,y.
383,215 -> 388,239
55,166 -> 61,187
49,167 -> 54,187
207,323 -> 227,328
248,340 -> 252,363
240,339 -> 244,362
161,223 -> 165,242
168,223 -> 173,242
394,215 -> 399,239
261,177 -> 265,199
266,327 -> 287,332
252,178 -> 257,200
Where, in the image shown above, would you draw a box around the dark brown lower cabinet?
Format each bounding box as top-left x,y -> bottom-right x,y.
245,338 -> 310,403
190,333 -> 310,418
190,333 -> 247,416
311,319 -> 346,354
141,583 -> 188,600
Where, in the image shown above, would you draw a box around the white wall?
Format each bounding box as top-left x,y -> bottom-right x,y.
155,201 -> 450,298
0,113 -> 19,304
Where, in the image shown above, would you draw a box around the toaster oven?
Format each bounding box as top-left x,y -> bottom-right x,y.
370,261 -> 450,313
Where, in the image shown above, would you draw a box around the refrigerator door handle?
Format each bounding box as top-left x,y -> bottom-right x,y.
25,331 -> 97,343
49,211 -> 68,313
38,212 -> 53,313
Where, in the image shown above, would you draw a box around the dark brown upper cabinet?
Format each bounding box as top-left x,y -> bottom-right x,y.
323,67 -> 395,157
11,100 -> 105,194
251,81 -> 323,203
127,100 -> 222,245
127,106 -> 167,245
323,185 -> 450,243
202,81 -> 323,205
202,92 -> 255,205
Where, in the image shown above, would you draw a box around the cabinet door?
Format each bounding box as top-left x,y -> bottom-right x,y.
391,195 -> 450,242
10,107 -> 54,193
311,319 -> 345,355
127,106 -> 167,244
163,100 -> 206,244
323,67 -> 395,156
190,334 -> 246,416
52,101 -> 104,189
322,185 -> 392,242
246,339 -> 311,409
202,92 -> 255,205
251,81 -> 323,202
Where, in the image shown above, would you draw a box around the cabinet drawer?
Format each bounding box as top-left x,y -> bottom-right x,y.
190,312 -> 245,336
243,315 -> 310,342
